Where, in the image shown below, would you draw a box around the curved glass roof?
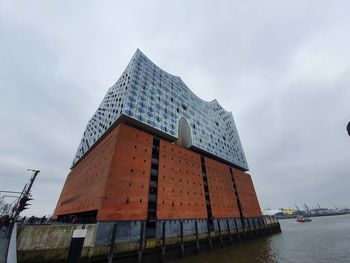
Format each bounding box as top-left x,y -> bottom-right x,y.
72,50 -> 248,170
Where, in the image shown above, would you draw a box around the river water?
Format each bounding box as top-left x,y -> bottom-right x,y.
172,214 -> 350,263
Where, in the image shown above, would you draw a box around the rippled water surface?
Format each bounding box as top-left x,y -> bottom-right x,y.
172,214 -> 350,263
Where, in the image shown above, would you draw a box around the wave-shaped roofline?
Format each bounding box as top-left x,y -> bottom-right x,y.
134,49 -> 232,115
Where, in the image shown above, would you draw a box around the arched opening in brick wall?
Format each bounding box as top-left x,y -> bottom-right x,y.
177,117 -> 192,148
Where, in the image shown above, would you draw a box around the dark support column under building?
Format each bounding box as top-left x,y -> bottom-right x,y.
146,137 -> 160,238
229,168 -> 246,230
200,155 -> 214,247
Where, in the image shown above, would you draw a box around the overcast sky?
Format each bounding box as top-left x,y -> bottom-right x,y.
1,1 -> 349,216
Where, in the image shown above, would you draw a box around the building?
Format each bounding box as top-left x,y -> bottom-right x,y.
54,49 -> 263,240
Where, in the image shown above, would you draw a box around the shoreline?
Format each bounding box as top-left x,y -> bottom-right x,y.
276,212 -> 350,220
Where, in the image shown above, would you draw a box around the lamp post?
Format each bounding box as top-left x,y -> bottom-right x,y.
7,169 -> 40,237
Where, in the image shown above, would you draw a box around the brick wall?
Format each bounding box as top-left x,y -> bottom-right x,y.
205,157 -> 240,218
232,169 -> 262,217
157,140 -> 207,219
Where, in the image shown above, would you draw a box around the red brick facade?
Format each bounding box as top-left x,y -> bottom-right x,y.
157,140 -> 207,219
54,123 -> 262,221
54,124 -> 152,221
232,168 -> 262,218
205,157 -> 241,218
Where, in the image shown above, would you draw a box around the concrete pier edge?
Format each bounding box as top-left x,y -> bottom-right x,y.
16,216 -> 280,263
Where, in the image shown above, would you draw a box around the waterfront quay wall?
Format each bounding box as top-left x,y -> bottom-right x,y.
17,216 -> 280,263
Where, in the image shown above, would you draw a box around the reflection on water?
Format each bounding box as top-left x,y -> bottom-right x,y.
171,236 -> 279,263
171,214 -> 350,263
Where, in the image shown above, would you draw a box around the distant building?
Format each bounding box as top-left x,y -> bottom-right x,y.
262,209 -> 283,216
54,50 -> 263,238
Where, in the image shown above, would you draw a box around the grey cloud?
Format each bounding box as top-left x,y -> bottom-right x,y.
0,0 -> 349,216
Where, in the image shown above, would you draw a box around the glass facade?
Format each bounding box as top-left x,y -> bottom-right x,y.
72,49 -> 248,170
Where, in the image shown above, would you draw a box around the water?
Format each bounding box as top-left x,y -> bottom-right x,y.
172,214 -> 350,263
